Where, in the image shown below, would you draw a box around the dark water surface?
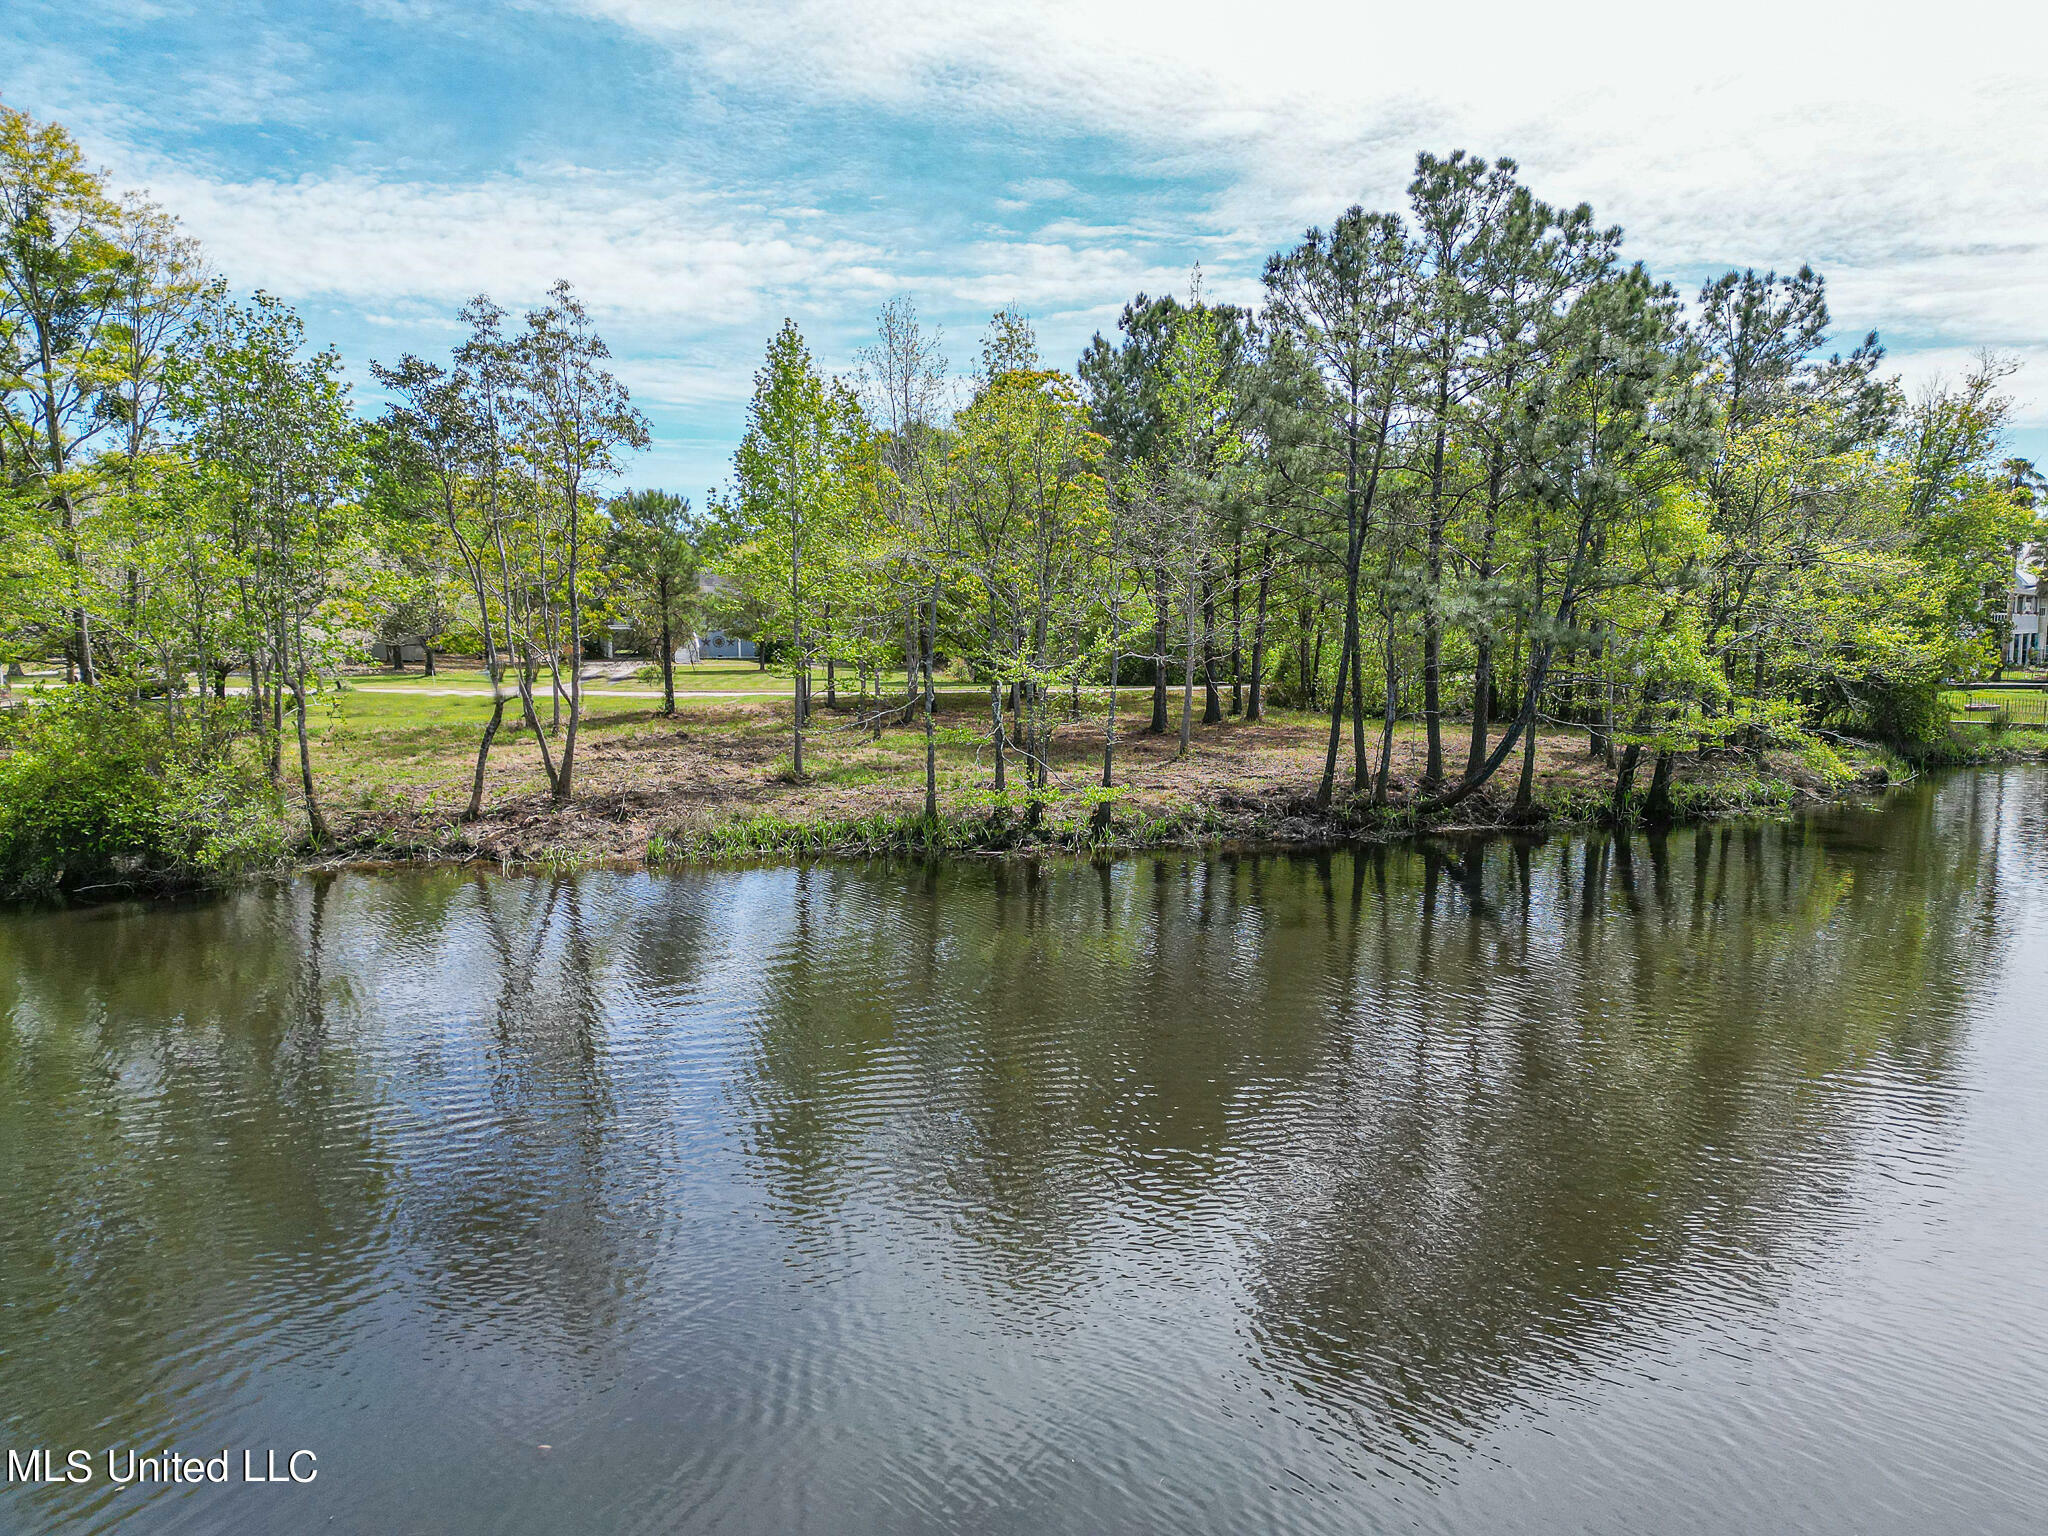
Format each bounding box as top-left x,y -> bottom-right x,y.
3,767 -> 2045,1534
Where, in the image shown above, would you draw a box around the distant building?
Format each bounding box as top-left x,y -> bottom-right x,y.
687,572 -> 756,660
691,630 -> 756,661
2007,545 -> 2040,669
370,638 -> 430,665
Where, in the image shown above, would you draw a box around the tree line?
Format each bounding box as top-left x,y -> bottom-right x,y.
0,102 -> 698,845
4,100 -> 2037,861
710,153 -> 2033,823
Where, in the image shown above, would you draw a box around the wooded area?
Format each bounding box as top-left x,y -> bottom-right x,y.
2,100 -> 2040,892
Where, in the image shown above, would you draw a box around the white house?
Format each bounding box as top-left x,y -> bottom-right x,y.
2006,545 -> 2040,670
687,630 -> 756,661
685,572 -> 757,660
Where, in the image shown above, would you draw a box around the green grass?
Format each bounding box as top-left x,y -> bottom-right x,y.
347,658 -> 994,698
655,797 -> 1198,862
1944,687 -> 2048,728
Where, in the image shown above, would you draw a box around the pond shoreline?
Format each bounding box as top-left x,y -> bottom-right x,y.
24,734 -> 2043,902
301,744 -> 1993,878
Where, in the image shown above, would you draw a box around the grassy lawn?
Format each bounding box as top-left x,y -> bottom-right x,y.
299,676 -> 1863,863
345,658 -> 988,698
1945,688 -> 2048,728
0,657 -> 1936,862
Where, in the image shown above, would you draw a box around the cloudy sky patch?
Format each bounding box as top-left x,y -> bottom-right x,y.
13,0 -> 2044,493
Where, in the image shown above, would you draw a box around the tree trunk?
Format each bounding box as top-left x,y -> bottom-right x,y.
904,600 -> 919,723
922,587 -> 939,821
789,515 -> 805,776
989,680 -> 1007,791
1610,741 -> 1645,821
1201,571 -> 1222,725
1316,615 -> 1354,807
1099,545 -> 1125,829
1421,376 -> 1450,792
1514,707 -> 1540,817
1349,604 -> 1370,792
1643,749 -> 1676,823
1150,566 -> 1169,732
793,670 -> 807,777
289,665 -> 328,845
1229,528 -> 1244,715
1248,549 -> 1272,722
1465,634 -> 1492,784
659,575 -> 676,715
1372,645 -> 1398,806
1319,512 -> 1366,804
558,546 -> 583,803
466,696 -> 506,821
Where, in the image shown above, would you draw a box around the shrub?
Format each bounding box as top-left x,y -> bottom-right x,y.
0,689 -> 288,898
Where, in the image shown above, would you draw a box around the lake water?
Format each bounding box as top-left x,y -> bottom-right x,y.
2,767 -> 2045,1534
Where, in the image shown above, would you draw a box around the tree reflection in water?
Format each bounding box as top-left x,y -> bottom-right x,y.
0,769 -> 2035,1535
726,786 -> 1995,1471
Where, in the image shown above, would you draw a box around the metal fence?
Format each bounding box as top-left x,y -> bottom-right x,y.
1953,689 -> 2048,728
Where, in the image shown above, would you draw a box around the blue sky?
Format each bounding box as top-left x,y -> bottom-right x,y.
14,0 -> 2048,495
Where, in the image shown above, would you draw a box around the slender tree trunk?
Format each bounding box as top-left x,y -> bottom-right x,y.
1421,375 -> 1450,792
904,600 -> 919,723
1098,536 -> 1125,831
1229,528 -> 1244,715
989,680 -> 1007,791
288,661 -> 328,845
789,506 -> 805,777
1465,635 -> 1493,783
1514,708 -> 1539,817
1317,613 -> 1354,807
1247,535 -> 1272,722
659,574 -> 676,715
1350,604 -> 1370,792
462,607 -> 510,823
923,585 -> 939,821
1372,638 -> 1398,806
1150,565 -> 1169,733
1464,446 -> 1505,782
467,696 -> 506,821
269,638 -> 285,784
1319,514 -> 1366,803
1202,570 -> 1222,725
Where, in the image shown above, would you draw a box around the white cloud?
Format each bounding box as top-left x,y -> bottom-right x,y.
556,0 -> 2048,412
612,356 -> 758,409
132,165 -> 894,328
1886,346 -> 2048,429
23,0 -> 2048,465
